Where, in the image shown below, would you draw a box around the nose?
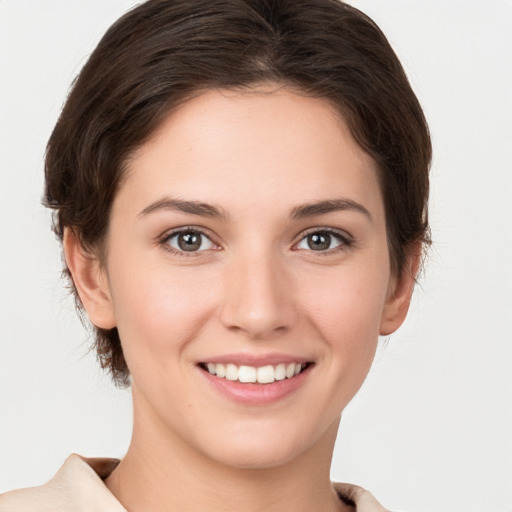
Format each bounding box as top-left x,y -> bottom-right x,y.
219,250 -> 297,339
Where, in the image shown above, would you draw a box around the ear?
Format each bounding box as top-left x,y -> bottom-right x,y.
63,228 -> 116,330
379,247 -> 422,336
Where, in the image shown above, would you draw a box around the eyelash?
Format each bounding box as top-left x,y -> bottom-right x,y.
158,227 -> 354,257
159,227 -> 219,257
293,228 -> 354,255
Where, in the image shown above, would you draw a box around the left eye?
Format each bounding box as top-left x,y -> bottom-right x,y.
166,230 -> 215,252
296,231 -> 344,252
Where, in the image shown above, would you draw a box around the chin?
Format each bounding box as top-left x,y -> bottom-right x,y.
194,417 -> 339,471
206,442 -> 303,470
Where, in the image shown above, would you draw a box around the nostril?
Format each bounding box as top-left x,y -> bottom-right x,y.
219,303 -> 296,339
218,262 -> 297,338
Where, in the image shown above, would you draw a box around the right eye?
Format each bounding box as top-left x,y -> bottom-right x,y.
164,229 -> 216,253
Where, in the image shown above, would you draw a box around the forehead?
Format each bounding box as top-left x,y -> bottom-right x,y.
119,85 -> 383,219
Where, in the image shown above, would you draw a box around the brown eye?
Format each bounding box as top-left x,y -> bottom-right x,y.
178,232 -> 201,251
308,233 -> 331,251
166,230 -> 215,252
296,230 -> 345,252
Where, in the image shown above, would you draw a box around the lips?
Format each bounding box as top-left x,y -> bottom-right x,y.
200,362 -> 307,384
197,353 -> 314,404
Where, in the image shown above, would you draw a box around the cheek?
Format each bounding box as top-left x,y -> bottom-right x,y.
108,260 -> 220,367
301,261 -> 389,378
307,262 -> 388,332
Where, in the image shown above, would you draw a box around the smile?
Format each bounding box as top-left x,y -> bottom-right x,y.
200,362 -> 309,384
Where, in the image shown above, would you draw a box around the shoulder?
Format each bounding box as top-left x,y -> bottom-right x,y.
0,454 -> 125,512
1,457 -> 391,512
333,482 -> 391,512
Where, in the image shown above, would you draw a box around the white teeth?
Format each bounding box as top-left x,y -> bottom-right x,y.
257,365 -> 275,384
225,363 -> 238,381
204,361 -> 307,384
275,363 -> 286,381
238,365 -> 257,383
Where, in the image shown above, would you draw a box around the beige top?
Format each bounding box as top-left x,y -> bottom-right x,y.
0,454 -> 389,512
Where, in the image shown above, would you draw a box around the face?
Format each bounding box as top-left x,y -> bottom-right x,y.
85,86 -> 409,469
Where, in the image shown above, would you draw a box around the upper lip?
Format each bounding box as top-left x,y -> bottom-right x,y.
198,353 -> 313,366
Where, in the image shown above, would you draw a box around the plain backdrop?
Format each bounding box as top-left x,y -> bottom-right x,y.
0,1 -> 511,511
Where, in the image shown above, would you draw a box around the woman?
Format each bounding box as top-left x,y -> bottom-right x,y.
0,0 -> 430,510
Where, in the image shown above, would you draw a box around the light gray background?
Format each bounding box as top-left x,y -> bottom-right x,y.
1,1 -> 511,511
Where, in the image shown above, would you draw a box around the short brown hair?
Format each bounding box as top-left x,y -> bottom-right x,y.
45,0 -> 431,386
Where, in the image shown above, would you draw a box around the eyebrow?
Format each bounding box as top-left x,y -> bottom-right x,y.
290,198 -> 372,221
139,196 -> 371,222
139,197 -> 228,219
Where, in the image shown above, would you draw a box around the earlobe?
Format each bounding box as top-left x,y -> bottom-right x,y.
379,249 -> 421,336
63,228 -> 116,330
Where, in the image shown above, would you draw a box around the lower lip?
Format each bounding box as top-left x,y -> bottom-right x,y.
199,365 -> 313,405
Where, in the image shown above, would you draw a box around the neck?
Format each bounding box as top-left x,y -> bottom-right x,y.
105,392 -> 349,512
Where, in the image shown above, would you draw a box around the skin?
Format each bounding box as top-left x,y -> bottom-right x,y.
64,84 -> 418,512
